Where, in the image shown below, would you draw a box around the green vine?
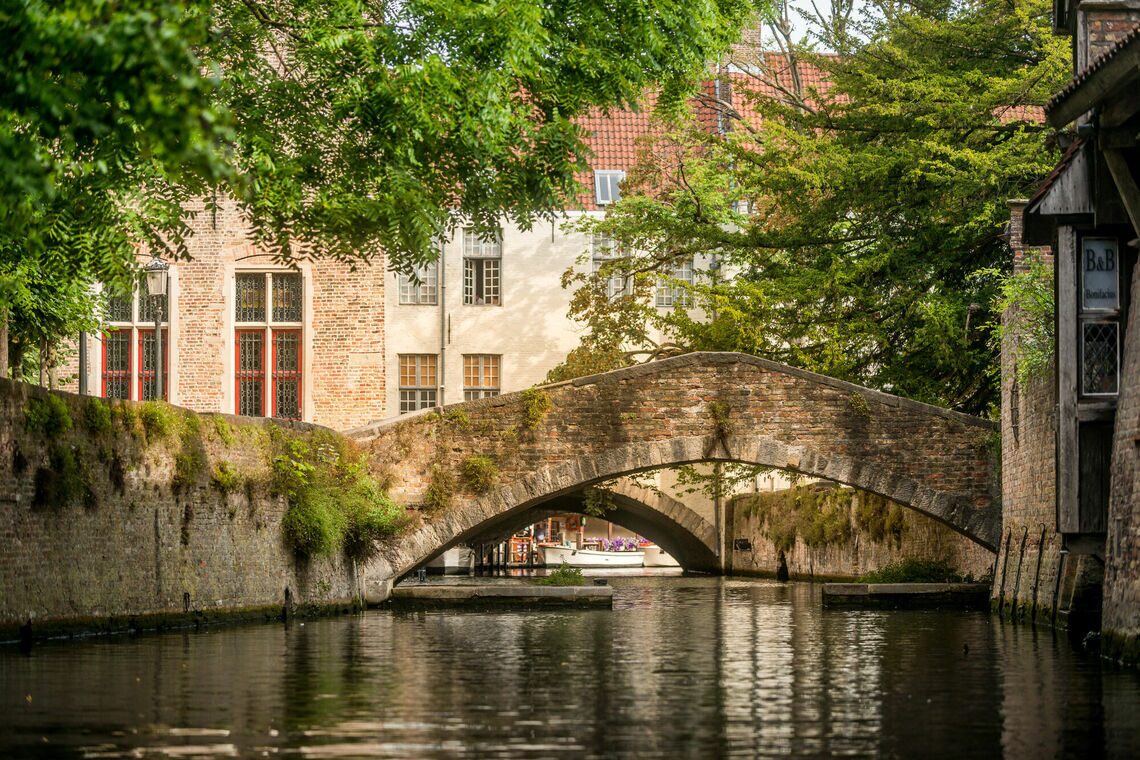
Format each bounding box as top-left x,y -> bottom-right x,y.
981,252 -> 1055,385
708,400 -> 733,437
423,463 -> 455,512
519,387 -> 552,430
460,455 -> 499,494
583,486 -> 616,517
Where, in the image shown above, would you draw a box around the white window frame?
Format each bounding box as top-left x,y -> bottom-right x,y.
398,261 -> 439,305
463,354 -> 501,400
463,228 -> 502,306
399,354 -> 438,413
592,232 -> 629,299
594,170 -> 625,205
656,259 -> 694,308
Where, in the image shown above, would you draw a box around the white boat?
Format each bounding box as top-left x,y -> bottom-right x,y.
426,546 -> 474,574
541,545 -> 644,568
642,545 -> 680,567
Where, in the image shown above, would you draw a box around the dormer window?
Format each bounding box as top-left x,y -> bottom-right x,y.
594,170 -> 625,205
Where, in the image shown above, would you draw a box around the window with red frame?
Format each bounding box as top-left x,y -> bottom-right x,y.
235,272 -> 303,419
101,283 -> 168,400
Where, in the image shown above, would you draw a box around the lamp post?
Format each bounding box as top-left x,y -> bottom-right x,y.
144,256 -> 169,400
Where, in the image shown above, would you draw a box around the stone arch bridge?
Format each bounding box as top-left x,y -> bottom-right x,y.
349,353 -> 999,580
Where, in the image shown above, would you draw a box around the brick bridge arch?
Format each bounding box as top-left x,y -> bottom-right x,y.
350,353 -> 999,583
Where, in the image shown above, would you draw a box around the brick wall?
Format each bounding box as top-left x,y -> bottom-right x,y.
58,198 -> 386,432
1103,259 -> 1140,659
992,202 -> 1103,627
0,379 -> 392,639
1079,2 -> 1140,68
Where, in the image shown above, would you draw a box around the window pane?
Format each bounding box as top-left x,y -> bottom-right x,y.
106,291 -> 132,322
236,273 -> 266,322
139,330 -> 168,401
237,331 -> 265,416
137,277 -> 168,324
399,262 -> 438,305
1082,322 -> 1118,396
272,273 -> 303,322
463,228 -> 501,258
103,330 -> 131,400
273,330 -> 302,420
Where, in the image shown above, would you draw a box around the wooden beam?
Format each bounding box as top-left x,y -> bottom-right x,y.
1104,149 -> 1140,237
1048,46 -> 1140,128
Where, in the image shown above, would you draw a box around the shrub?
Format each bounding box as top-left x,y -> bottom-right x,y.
444,408 -> 471,428
83,398 -> 112,434
859,559 -> 965,584
139,401 -> 175,439
111,402 -> 141,435
282,488 -> 346,557
24,394 -> 72,435
536,563 -> 587,586
423,463 -> 454,512
342,480 -> 410,559
211,461 -> 243,493
212,415 -> 236,446
519,387 -> 552,430
460,455 -> 498,494
174,448 -> 207,490
708,400 -> 733,437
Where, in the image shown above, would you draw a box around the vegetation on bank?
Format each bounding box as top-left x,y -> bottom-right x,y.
535,563 -> 588,586
273,429 -> 410,560
739,484 -> 907,552
859,559 -> 969,584
13,385 -> 412,560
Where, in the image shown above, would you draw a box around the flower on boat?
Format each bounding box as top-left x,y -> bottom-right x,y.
601,537 -> 640,552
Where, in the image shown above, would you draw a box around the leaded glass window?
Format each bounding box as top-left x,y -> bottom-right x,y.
139,330 -> 167,401
1082,322 -> 1119,396
273,330 -> 302,420
106,291 -> 133,323
102,330 -> 131,400
137,277 -> 167,324
272,273 -> 303,322
237,331 -> 265,417
236,273 -> 267,323
234,272 -> 305,419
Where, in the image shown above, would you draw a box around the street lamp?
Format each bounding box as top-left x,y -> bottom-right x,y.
143,256 -> 169,401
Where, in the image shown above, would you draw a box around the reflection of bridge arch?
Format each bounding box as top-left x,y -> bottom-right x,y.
352,353 -> 999,585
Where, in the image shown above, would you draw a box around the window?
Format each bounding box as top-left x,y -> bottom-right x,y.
656,259 -> 694,308
592,233 -> 628,299
101,281 -> 168,401
399,354 -> 438,413
594,170 -> 625,205
1079,237 -> 1120,397
464,355 -> 501,400
398,261 -> 438,305
235,272 -> 303,419
463,229 -> 501,305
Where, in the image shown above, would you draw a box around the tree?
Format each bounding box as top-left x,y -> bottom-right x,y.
553,0 -> 1068,414
1,0 -> 757,290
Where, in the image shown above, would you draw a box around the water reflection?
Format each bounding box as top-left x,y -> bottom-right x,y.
1,577 -> 1139,758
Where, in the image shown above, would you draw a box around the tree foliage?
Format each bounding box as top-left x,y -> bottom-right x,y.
2,0 -> 756,289
555,0 -> 1068,414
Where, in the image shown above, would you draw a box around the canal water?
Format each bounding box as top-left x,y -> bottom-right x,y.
3,575 -> 1140,758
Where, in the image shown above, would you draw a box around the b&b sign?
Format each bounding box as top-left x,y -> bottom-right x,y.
1083,237 -> 1119,311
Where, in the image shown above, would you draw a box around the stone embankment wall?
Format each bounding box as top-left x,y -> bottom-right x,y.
728,485 -> 994,581
0,379 -> 391,641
